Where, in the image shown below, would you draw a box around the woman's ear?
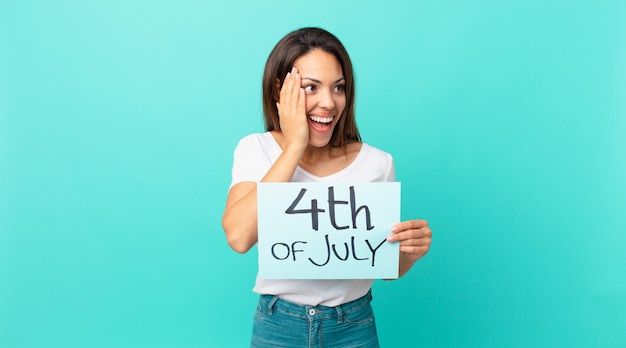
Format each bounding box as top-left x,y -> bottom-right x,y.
274,78 -> 281,102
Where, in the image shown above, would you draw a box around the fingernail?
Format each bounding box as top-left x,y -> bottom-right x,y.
387,235 -> 394,242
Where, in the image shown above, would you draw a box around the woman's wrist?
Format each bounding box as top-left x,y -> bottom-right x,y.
282,142 -> 306,160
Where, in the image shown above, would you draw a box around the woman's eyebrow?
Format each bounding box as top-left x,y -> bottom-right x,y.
302,77 -> 345,84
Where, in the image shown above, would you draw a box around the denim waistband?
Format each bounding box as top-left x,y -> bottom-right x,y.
259,290 -> 373,322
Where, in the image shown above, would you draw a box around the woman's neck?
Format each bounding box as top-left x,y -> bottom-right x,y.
300,144 -> 334,164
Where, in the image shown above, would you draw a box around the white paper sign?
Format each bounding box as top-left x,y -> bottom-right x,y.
257,182 -> 400,279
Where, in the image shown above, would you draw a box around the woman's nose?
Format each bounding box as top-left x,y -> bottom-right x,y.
318,90 -> 335,109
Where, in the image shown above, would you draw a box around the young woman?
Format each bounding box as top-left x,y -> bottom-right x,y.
222,27 -> 432,347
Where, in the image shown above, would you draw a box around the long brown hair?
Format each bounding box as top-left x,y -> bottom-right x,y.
262,27 -> 360,147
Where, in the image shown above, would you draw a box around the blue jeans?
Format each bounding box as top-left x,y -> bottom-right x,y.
251,291 -> 379,348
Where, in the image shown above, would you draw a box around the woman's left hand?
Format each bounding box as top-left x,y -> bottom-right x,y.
387,220 -> 432,262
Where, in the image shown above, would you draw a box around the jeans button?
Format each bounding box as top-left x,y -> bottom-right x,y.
308,309 -> 316,316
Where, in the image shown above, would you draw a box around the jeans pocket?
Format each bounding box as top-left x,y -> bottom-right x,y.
254,297 -> 270,319
343,303 -> 375,325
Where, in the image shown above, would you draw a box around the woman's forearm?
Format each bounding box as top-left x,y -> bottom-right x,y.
222,146 -> 304,253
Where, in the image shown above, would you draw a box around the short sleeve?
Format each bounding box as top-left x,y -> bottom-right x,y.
386,158 -> 396,182
230,134 -> 273,188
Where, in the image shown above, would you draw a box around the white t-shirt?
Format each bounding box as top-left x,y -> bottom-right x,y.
229,132 -> 396,306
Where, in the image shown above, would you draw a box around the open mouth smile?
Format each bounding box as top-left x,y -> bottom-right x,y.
307,115 -> 335,133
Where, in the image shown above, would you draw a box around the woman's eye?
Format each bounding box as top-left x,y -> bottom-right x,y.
303,85 -> 314,93
334,84 -> 346,93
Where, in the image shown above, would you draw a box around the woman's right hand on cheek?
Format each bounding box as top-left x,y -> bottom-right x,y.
277,67 -> 308,152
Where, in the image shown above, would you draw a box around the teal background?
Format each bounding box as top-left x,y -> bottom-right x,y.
1,0 -> 624,347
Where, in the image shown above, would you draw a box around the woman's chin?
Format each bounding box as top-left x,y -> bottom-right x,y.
307,134 -> 333,148
307,123 -> 336,148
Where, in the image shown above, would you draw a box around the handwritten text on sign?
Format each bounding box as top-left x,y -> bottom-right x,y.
257,182 -> 400,279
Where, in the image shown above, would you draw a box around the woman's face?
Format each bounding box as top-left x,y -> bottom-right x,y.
293,49 -> 346,148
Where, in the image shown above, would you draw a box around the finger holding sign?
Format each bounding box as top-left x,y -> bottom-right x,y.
277,67 -> 309,152
387,219 -> 432,262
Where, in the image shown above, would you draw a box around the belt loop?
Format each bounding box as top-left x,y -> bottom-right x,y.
335,304 -> 344,324
267,296 -> 279,315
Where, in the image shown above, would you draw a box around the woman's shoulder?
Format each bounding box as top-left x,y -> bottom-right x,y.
360,142 -> 394,162
343,142 -> 395,181
236,131 -> 275,146
233,132 -> 282,160
234,132 -> 281,152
